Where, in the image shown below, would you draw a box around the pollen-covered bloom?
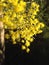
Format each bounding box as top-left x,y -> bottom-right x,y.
0,0 -> 45,53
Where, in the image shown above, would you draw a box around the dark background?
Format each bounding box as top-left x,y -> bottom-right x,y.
5,0 -> 49,65
5,34 -> 49,65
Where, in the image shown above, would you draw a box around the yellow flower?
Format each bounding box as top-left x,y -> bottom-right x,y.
1,0 -> 45,53
13,41 -> 16,44
21,40 -> 25,43
4,25 -> 7,29
39,23 -> 45,28
31,15 -> 35,19
26,48 -> 30,53
5,34 -> 10,39
31,2 -> 39,8
15,32 -> 20,39
22,45 -> 26,50
25,40 -> 30,47
1,0 -> 5,2
36,24 -> 40,31
12,35 -> 15,41
37,30 -> 43,34
10,30 -> 14,34
2,3 -> 7,6
8,0 -> 18,6
14,1 -> 26,12
29,38 -> 34,42
20,0 -> 26,7
34,18 -> 39,24
33,11 -> 37,15
31,2 -> 36,6
12,12 -> 16,18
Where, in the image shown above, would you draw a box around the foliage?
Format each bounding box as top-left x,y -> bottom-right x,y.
35,0 -> 49,39
0,0 -> 45,53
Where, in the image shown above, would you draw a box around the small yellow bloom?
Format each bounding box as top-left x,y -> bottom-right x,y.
5,34 -> 10,39
3,3 -> 7,6
39,23 -> 45,28
22,45 -> 26,50
25,40 -> 30,47
8,0 -> 18,6
4,25 -> 7,29
14,1 -> 26,12
34,18 -> 39,24
12,13 -> 16,18
26,48 -> 30,53
38,30 -> 43,34
13,41 -> 16,44
33,11 -> 37,15
15,32 -> 20,39
1,0 -> 5,2
12,34 -> 16,41
19,0 -> 26,7
29,38 -> 34,42
21,40 -> 25,43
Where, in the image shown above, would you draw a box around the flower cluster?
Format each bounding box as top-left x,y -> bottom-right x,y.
0,0 -> 45,53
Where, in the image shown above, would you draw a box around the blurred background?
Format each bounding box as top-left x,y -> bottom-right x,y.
5,0 -> 49,65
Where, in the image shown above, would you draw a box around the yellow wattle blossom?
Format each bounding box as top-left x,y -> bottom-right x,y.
8,0 -> 18,6
25,40 -> 30,47
4,25 -> 7,29
29,38 -> 34,42
22,45 -> 26,50
14,0 -> 26,12
5,34 -> 10,39
13,41 -> 16,44
37,30 -> 43,34
39,23 -> 45,28
26,48 -> 30,53
21,40 -> 25,43
12,34 -> 16,41
31,2 -> 40,10
0,0 -> 45,53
